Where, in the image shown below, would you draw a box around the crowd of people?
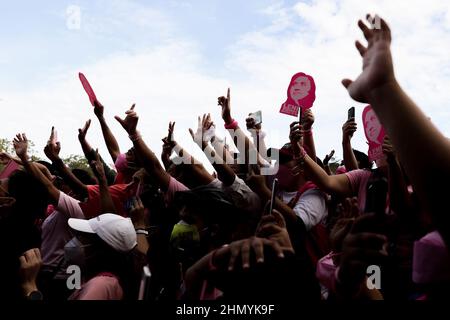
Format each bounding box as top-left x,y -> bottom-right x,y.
1,14 -> 449,301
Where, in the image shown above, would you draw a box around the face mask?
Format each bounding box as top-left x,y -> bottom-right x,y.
115,153 -> 128,172
316,253 -> 339,290
275,165 -> 297,190
64,237 -> 92,269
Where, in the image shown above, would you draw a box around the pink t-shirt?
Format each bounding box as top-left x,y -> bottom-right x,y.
41,192 -> 85,268
164,177 -> 189,205
345,169 -> 372,213
68,275 -> 123,300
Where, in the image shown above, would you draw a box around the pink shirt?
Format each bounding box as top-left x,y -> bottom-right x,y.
164,177 -> 189,205
345,169 -> 372,213
68,275 -> 123,300
41,192 -> 85,268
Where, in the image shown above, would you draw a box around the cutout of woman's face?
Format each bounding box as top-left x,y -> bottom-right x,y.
289,76 -> 311,102
364,110 -> 382,143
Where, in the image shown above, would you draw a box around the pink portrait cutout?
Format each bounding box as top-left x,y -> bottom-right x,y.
279,72 -> 316,117
362,105 -> 386,162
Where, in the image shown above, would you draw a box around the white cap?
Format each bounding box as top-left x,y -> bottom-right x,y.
68,214 -> 137,253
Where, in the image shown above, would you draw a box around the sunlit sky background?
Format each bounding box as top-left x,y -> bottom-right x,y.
1,0 -> 449,170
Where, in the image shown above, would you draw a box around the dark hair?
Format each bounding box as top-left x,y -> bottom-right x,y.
36,160 -> 58,176
72,168 -> 97,185
8,170 -> 49,223
353,149 -> 372,169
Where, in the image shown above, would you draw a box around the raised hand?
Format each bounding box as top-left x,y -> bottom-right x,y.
256,205 -> 294,254
168,121 -> 176,143
382,135 -> 395,159
115,104 -> 138,135
342,15 -> 395,103
13,133 -> 29,161
19,248 -> 42,297
302,109 -> 315,131
93,100 -> 105,119
189,113 -> 216,147
342,118 -> 357,142
78,119 -> 91,142
130,196 -> 148,229
323,149 -> 335,166
44,127 -> 61,162
89,149 -> 106,184
162,122 -> 176,158
218,88 -> 232,124
246,115 -> 262,132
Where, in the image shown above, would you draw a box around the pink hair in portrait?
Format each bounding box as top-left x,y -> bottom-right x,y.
280,72 -> 316,116
362,105 -> 385,145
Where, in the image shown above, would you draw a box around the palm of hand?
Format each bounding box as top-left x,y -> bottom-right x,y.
349,43 -> 394,103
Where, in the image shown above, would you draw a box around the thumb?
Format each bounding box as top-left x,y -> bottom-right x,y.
342,79 -> 353,89
115,116 -> 125,126
189,128 -> 194,139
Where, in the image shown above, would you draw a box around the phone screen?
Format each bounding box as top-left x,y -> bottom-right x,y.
250,111 -> 262,125
348,107 -> 355,120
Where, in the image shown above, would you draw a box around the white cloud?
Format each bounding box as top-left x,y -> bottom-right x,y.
225,0 -> 450,159
2,0 -> 450,171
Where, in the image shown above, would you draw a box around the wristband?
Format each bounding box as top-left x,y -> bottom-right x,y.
224,119 -> 238,130
129,131 -> 141,142
135,228 -> 149,235
302,129 -> 313,136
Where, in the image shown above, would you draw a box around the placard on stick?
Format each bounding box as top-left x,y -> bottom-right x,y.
279,72 -> 316,117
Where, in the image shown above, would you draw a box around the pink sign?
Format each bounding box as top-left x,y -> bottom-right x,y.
0,160 -> 20,179
362,105 -> 386,162
79,73 -> 98,106
279,72 -> 316,117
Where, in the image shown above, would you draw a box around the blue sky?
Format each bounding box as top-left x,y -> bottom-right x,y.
1,0 -> 449,169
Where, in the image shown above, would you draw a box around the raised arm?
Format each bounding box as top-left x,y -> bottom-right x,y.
322,149 -> 335,176
115,105 -> 172,191
342,15 -> 450,245
89,149 -> 116,214
342,118 -> 359,171
301,109 -> 317,161
44,127 -> 88,199
290,123 -> 352,196
13,133 -> 60,204
94,100 -> 121,163
218,88 -> 268,167
190,113 -> 236,186
245,115 -> 268,161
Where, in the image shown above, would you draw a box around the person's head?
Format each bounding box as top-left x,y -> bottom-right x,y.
287,73 -> 316,108
273,143 -> 305,192
115,148 -> 140,174
173,187 -> 241,249
352,149 -> 373,170
7,170 -> 49,223
363,107 -> 384,144
66,214 -> 139,298
72,168 -> 97,185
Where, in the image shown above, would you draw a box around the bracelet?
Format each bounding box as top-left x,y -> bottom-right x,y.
135,229 -> 149,235
224,119 -> 238,130
129,131 -> 141,142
